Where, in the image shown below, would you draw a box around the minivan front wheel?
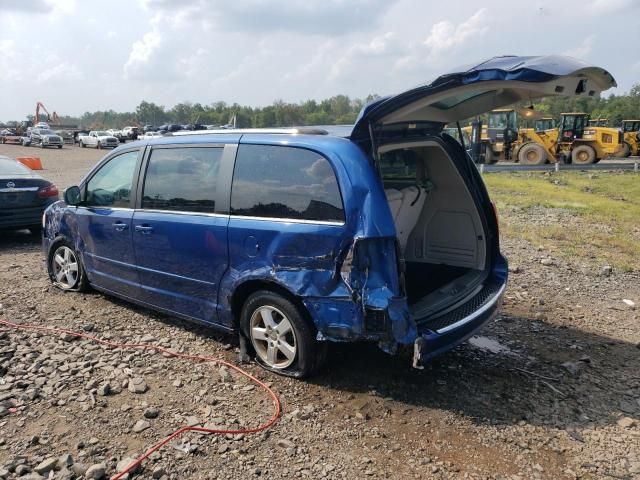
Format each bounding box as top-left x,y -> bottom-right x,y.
241,290 -> 325,378
47,241 -> 88,292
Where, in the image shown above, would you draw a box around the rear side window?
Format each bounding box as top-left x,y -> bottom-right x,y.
231,145 -> 344,223
142,147 -> 222,213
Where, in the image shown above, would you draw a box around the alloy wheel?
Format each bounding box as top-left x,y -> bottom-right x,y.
52,246 -> 79,289
249,305 -> 297,369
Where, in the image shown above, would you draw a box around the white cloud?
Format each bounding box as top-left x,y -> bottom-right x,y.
329,32 -> 399,80
393,8 -> 490,74
36,62 -> 84,84
423,8 -> 489,55
140,0 -> 391,35
48,0 -> 77,15
563,35 -> 595,59
124,30 -> 162,79
585,0 -> 635,14
0,0 -> 636,122
0,40 -> 22,83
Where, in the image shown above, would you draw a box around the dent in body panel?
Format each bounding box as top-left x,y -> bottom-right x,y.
217,138 -> 415,346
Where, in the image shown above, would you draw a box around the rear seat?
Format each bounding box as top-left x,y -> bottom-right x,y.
385,186 -> 427,251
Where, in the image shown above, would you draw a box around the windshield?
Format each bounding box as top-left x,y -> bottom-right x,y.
40,129 -> 56,135
488,112 -> 515,129
96,131 -> 109,136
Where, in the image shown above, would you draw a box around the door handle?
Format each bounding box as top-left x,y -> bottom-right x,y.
112,222 -> 128,231
135,225 -> 154,235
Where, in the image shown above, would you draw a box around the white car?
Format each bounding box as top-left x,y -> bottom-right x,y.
142,131 -> 163,139
107,129 -> 122,140
120,126 -> 140,140
78,131 -> 119,149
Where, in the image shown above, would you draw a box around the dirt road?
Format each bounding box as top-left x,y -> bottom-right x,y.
0,144 -> 638,479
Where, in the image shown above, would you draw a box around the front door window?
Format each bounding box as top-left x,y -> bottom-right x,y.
86,151 -> 139,208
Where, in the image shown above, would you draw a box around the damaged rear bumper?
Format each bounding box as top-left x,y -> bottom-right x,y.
412,265 -> 507,368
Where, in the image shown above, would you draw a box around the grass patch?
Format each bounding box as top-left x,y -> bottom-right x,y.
483,171 -> 640,271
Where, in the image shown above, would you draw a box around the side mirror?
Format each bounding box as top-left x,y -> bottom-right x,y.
64,186 -> 82,206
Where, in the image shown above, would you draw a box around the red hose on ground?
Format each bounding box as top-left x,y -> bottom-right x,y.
0,318 -> 281,480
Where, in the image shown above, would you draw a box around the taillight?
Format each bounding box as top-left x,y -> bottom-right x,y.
37,184 -> 59,198
490,201 -> 499,237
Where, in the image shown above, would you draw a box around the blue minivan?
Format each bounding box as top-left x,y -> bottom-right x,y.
43,56 -> 615,377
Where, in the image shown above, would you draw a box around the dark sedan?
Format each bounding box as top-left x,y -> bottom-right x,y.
0,156 -> 59,234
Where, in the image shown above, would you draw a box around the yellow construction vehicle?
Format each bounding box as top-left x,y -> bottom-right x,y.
621,119 -> 640,157
515,112 -> 623,165
461,109 -> 519,163
535,117 -> 555,131
588,118 -> 609,127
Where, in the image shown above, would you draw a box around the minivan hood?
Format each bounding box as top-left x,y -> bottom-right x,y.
351,55 -> 616,143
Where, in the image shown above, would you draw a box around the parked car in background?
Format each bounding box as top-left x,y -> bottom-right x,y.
120,126 -> 140,141
181,124 -> 207,131
78,131 -> 119,149
141,131 -> 163,139
0,155 -> 59,234
34,122 -> 50,130
55,130 -> 75,145
42,55 -> 614,377
73,130 -> 90,145
107,129 -> 121,140
158,124 -> 183,133
29,128 -> 63,149
143,125 -> 157,133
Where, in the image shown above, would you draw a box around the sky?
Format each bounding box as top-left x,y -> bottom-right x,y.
1,0 -> 640,122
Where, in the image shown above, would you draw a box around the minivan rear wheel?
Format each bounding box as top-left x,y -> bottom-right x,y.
240,290 -> 326,378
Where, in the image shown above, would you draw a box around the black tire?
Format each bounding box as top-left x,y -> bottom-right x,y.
240,290 -> 326,378
80,141 -> 85,148
517,142 -> 547,165
97,142 -> 102,149
485,144 -> 499,164
620,141 -> 631,158
47,239 -> 89,292
571,145 -> 597,164
58,145 -> 62,149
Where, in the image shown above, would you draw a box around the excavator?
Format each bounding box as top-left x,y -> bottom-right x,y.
515,112 -> 623,164
34,102 -> 60,126
621,119 -> 640,157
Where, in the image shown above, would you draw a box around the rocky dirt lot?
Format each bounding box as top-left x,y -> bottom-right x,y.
0,144 -> 639,479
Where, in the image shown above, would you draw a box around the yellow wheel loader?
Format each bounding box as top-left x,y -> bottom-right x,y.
535,117 -> 555,131
588,118 -> 609,127
461,109 -> 519,163
621,120 -> 640,157
515,113 -> 622,165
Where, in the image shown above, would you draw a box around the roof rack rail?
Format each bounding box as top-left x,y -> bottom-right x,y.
172,127 -> 329,136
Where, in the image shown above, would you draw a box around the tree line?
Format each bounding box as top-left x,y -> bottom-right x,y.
45,95 -> 378,130
23,83 -> 640,129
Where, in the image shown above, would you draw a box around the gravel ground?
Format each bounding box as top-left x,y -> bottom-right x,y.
0,144 -> 639,479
